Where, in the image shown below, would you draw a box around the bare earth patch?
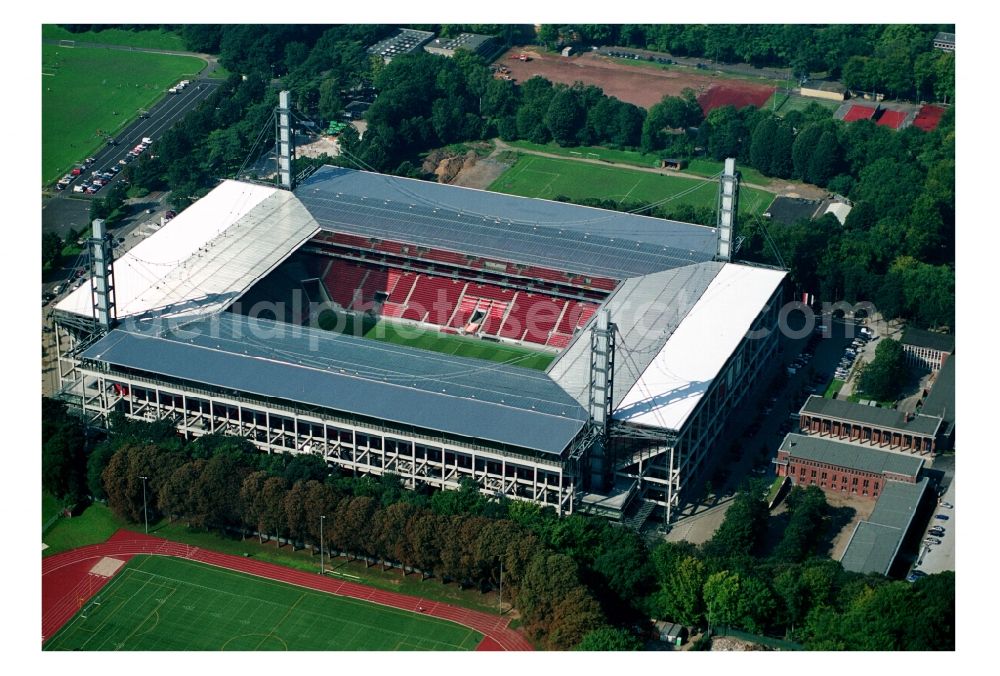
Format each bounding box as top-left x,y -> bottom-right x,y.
499,48 -> 773,111
89,556 -> 126,577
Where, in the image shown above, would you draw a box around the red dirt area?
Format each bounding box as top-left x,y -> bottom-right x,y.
696,83 -> 775,113
913,105 -> 946,131
843,105 -> 877,122
876,109 -> 907,129
476,636 -> 505,651
42,530 -> 534,651
499,47 -> 771,110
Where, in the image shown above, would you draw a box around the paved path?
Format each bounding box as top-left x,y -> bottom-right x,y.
42,530 -> 532,650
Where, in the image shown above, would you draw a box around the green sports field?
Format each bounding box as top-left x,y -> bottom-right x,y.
42,44 -> 205,183
318,310 -> 555,371
45,556 -> 482,651
488,154 -> 771,217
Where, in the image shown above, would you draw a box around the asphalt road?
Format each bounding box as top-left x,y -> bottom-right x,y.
42,79 -> 220,239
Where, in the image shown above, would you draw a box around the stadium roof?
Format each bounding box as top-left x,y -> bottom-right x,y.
614,264 -> 785,430
780,434 -> 924,479
840,478 -> 929,575
901,326 -> 955,353
922,356 -> 955,435
295,167 -> 717,280
800,396 -> 942,437
80,313 -> 589,455
549,262 -> 785,432
54,182 -> 319,322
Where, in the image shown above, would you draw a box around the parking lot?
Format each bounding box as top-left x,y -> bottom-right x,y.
914,475 -> 955,576
42,78 -> 219,240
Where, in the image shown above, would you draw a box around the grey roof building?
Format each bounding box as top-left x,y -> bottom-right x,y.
934,32 -> 955,52
901,327 -> 955,354
424,33 -> 497,58
922,355 -> 955,440
840,478 -> 931,575
778,434 -> 924,480
367,28 -> 435,64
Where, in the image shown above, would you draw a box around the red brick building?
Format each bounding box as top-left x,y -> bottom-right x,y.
773,433 -> 924,500
900,326 -> 954,372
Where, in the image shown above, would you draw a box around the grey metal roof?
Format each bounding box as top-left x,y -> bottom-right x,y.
81,313 -> 588,455
546,261 -> 724,414
780,434 -> 924,479
367,28 -> 435,58
295,167 -> 717,280
901,327 -> 954,353
841,478 -> 930,575
922,356 -> 955,433
800,396 -> 942,437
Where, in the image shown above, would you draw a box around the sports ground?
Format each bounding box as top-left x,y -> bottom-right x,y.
317,310 -> 555,371
489,154 -> 771,217
42,44 -> 205,182
45,555 -> 481,651
42,530 -> 532,650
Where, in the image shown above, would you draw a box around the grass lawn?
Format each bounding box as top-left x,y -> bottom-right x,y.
207,63 -> 232,80
767,91 -> 841,118
44,555 -> 482,651
766,477 -> 786,505
43,24 -> 187,51
142,520 -> 505,615
682,158 -> 770,188
317,309 -> 555,371
489,154 -> 769,218
824,378 -> 845,399
42,502 -> 123,556
43,492 -> 63,526
39,500 -> 505,615
505,139 -> 662,169
42,44 -> 205,183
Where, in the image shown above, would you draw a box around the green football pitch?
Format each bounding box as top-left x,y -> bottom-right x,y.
44,556 -> 482,651
42,44 -> 205,183
488,154 -> 771,216
318,310 -> 555,371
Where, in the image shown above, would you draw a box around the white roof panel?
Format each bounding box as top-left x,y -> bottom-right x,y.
614,263 -> 785,430
55,181 -> 319,322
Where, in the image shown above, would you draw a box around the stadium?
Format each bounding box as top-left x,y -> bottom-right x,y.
52,97 -> 785,527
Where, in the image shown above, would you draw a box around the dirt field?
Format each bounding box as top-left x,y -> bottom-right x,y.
823,491 -> 877,560
499,48 -> 774,111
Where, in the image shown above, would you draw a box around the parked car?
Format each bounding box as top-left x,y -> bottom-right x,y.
940,501 -> 953,509
928,528 -> 945,537
923,537 -> 941,546
934,514 -> 949,521
906,570 -> 928,583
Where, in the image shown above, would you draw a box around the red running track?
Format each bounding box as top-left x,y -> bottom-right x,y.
42,529 -> 533,651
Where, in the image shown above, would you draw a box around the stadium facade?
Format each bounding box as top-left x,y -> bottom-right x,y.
53,166 -> 785,525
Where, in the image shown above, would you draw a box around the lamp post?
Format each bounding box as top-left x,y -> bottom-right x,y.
319,515 -> 326,575
140,475 -> 149,534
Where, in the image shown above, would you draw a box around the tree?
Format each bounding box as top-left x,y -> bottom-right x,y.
702,488 -> 769,561
41,401 -> 86,503
735,575 -> 776,634
260,476 -> 289,545
653,554 -> 707,626
544,88 -> 586,146
158,460 -> 205,522
42,232 -> 63,269
284,480 -> 310,550
575,627 -> 643,651
189,455 -> 247,532
806,130 -> 844,187
771,486 -> 829,563
406,510 -> 442,579
856,337 -> 908,401
703,570 -> 741,630
591,526 -> 653,605
281,453 -> 328,484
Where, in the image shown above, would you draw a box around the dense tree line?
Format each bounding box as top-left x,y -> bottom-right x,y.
650,484 -> 955,649
86,415 -> 638,649
42,399 -> 87,506
42,404 -> 954,649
